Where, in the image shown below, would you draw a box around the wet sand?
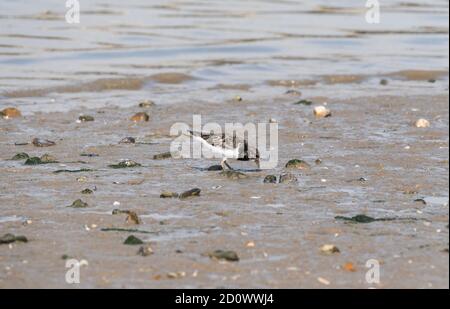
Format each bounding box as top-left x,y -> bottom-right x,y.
0,0 -> 449,288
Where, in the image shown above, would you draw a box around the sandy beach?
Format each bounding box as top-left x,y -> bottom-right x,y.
0,0 -> 448,289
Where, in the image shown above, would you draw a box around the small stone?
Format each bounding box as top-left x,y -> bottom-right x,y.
320,244 -> 340,254
131,112 -> 149,122
24,157 -> 43,165
220,170 -> 248,180
314,106 -> 332,118
380,79 -> 389,86
11,153 -> 29,160
160,191 -> 179,198
1,107 -> 22,119
207,165 -> 223,171
137,245 -> 154,256
78,115 -> 94,122
153,152 -> 172,160
108,160 -> 141,169
207,250 -> 239,262
68,199 -> 88,208
119,137 -> 136,144
32,138 -> 56,147
81,188 -> 94,195
279,173 -> 298,184
415,119 -> 430,128
124,235 -> 144,245
315,159 -> 322,165
138,100 -> 155,108
39,154 -> 58,163
285,89 -> 302,96
263,175 -> 277,184
234,96 -> 243,102
179,188 -> 201,199
285,159 -> 311,170
0,234 -> 28,244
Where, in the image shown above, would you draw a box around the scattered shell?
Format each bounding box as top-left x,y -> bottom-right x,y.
285,159 -> 311,170
137,245 -> 154,256
153,152 -> 172,160
314,106 -> 332,118
167,271 -> 186,279
131,112 -> 150,122
0,234 -> 28,245
207,250 -> 240,262
320,244 -> 341,254
264,175 -> 277,184
279,173 -> 298,184
1,107 -> 22,119
160,191 -> 179,198
179,188 -> 201,199
343,262 -> 356,272
220,170 -> 248,180
269,118 -> 277,123
234,96 -> 243,102
415,118 -> 430,128
108,160 -> 141,169
78,115 -> 95,122
119,137 -> 136,144
11,153 -> 29,160
68,199 -> 88,208
138,100 -> 155,108
246,241 -> 255,248
317,277 -> 331,286
124,235 -> 144,245
32,138 -> 56,147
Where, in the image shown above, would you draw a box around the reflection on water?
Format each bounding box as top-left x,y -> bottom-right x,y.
0,0 -> 448,111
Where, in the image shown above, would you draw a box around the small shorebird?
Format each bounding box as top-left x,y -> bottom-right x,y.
186,130 -> 260,170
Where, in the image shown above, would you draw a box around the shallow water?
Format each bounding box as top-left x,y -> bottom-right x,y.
0,0 -> 449,289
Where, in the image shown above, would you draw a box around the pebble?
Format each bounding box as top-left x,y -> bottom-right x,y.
131,112 -> 150,122
207,250 -> 240,262
68,199 -> 89,208
153,152 -> 172,160
108,160 -> 141,169
285,159 -> 311,170
380,79 -> 389,86
32,138 -> 56,147
179,188 -> 201,199
11,153 -> 29,160
313,106 -> 332,118
207,165 -> 223,171
160,191 -> 179,198
119,137 -> 136,144
137,245 -> 154,256
279,173 -> 298,184
138,100 -> 155,108
320,244 -> 340,254
415,118 -> 430,128
264,175 -> 277,184
0,234 -> 28,245
0,107 -> 22,119
78,115 -> 95,122
124,235 -> 144,245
